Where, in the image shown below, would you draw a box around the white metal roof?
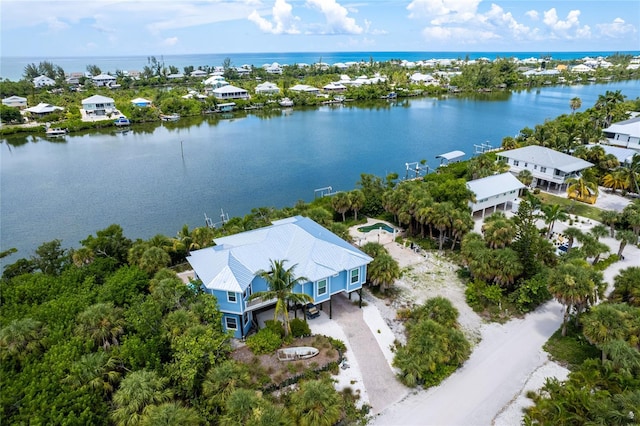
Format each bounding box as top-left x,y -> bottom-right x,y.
212,85 -> 248,94
187,216 -> 372,293
603,116 -> 640,140
498,145 -> 593,173
436,150 -> 465,161
82,94 -> 115,104
25,103 -> 63,114
467,172 -> 525,201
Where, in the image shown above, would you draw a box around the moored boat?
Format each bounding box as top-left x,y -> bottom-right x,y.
277,346 -> 319,361
278,97 -> 294,107
114,116 -> 130,126
160,113 -> 180,122
45,127 -> 68,136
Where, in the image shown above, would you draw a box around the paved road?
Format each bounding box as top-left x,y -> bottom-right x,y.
371,300 -> 563,425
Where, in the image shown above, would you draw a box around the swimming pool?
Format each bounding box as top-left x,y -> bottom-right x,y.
357,222 -> 396,233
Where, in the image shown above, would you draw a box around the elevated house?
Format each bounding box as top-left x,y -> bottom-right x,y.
211,85 -> 249,101
131,97 -> 152,107
81,94 -> 116,116
467,172 -> 525,218
187,216 -> 373,338
255,82 -> 280,95
24,102 -> 64,117
2,95 -> 27,109
91,74 -> 117,87
602,116 -> 640,151
189,69 -> 208,78
33,75 -> 55,88
323,82 -> 347,93
289,84 -> 320,95
497,145 -> 593,192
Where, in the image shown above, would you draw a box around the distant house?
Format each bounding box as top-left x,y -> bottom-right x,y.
81,94 -> 116,116
2,95 -> 27,109
204,75 -> 229,89
187,216 -> 373,338
24,102 -> 64,117
602,116 -> 640,151
190,69 -> 208,78
211,85 -> 249,100
92,74 -> 117,87
130,97 -> 152,107
497,145 -> 593,191
467,173 -> 525,218
255,82 -> 280,95
323,82 -> 347,93
264,63 -> 283,75
33,75 -> 55,88
571,64 -> 594,73
409,72 -> 437,84
289,84 -> 320,95
167,73 -> 185,80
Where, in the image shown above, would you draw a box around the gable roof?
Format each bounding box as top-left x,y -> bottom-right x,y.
467,172 -> 525,201
25,102 -> 63,114
603,116 -> 640,140
212,85 -> 248,94
187,216 -> 372,293
498,145 -> 593,173
2,95 -> 27,102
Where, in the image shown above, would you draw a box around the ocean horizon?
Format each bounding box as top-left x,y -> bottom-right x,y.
2,50 -> 639,82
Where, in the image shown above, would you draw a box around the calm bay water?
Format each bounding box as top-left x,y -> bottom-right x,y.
2,81 -> 640,259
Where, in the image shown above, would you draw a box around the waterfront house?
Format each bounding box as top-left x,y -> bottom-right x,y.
130,97 -> 152,107
211,85 -> 249,101
186,216 -> 373,338
602,116 -> 640,151
33,75 -> 55,88
255,82 -> 280,95
91,74 -> 117,87
204,75 -> 229,89
467,173 -> 526,218
289,84 -> 320,95
190,69 -> 208,78
2,95 -> 27,109
323,82 -> 347,93
497,146 -> 593,191
81,94 -> 116,116
24,102 -> 64,117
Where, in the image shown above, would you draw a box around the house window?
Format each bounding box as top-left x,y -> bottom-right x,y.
540,167 -> 547,173
350,269 -> 360,284
524,163 -> 528,167
317,279 -> 327,296
534,165 -> 538,170
225,317 -> 237,330
513,160 -> 519,166
243,285 -> 252,300
227,292 -> 237,303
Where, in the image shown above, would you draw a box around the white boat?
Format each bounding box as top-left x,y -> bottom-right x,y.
160,113 -> 180,122
114,116 -> 130,126
45,127 -> 68,136
278,98 -> 294,107
277,346 -> 319,361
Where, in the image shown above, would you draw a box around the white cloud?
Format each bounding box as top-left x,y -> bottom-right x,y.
597,17 -> 636,38
542,8 -> 591,39
162,37 -> 179,47
248,0 -> 300,34
525,10 -> 538,20
46,16 -> 69,32
407,0 -> 481,20
422,26 -> 498,43
306,0 -> 363,34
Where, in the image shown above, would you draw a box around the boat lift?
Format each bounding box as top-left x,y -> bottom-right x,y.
314,186 -> 339,198
405,161 -> 429,180
473,141 -> 493,155
204,208 -> 229,228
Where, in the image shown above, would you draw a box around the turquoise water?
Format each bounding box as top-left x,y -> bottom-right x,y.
2,50 -> 639,81
2,81 -> 639,258
358,223 -> 396,233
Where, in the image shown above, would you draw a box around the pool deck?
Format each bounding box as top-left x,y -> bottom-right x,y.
350,218 -> 402,247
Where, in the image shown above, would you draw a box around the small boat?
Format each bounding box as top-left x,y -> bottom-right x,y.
45,127 -> 68,136
277,346 -> 319,361
278,98 -> 294,107
114,116 -> 130,126
160,113 -> 180,122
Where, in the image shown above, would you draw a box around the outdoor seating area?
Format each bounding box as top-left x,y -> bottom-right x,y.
305,303 -> 320,319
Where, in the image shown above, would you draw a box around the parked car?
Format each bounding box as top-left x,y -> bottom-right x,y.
305,303 -> 320,319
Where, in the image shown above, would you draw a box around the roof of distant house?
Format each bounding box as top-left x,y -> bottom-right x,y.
82,94 -> 115,104
498,145 -> 593,173
187,216 -> 372,293
467,172 -> 525,201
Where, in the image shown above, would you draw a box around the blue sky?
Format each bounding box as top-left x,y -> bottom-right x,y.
1,0 -> 638,57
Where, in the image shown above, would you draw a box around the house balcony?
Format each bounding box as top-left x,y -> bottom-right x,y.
245,296 -> 277,312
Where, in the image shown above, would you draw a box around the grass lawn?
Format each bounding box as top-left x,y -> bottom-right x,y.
534,192 -> 603,222
543,323 -> 600,370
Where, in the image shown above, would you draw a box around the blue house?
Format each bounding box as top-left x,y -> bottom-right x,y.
187,216 -> 373,338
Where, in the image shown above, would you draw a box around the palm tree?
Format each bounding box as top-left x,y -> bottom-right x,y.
0,318 -> 47,363
249,260 -> 312,337
331,191 -> 351,222
289,379 -> 342,426
221,388 -> 263,426
491,248 -> 523,288
563,226 -> 584,253
541,204 -> 568,239
567,176 -> 599,203
111,370 -> 173,426
431,202 -> 453,251
517,169 -> 534,187
139,402 -> 201,426
349,190 -> 366,221
615,229 -> 637,258
202,360 -> 251,412
449,209 -> 474,249
602,169 -> 629,193
600,210 -> 620,237
481,212 -> 516,249
569,97 -> 582,114
580,235 -> 610,265
368,253 -> 400,293
610,267 -> 640,307
623,201 -> 640,236
582,304 -> 633,362
64,351 -> 121,395
75,302 -> 125,351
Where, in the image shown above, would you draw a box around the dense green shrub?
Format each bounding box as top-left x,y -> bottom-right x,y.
245,328 -> 282,355
593,254 -> 620,271
465,279 -> 503,310
289,318 -> 310,338
264,319 -> 285,338
510,274 -> 552,313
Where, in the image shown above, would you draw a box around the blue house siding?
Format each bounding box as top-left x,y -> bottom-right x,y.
213,289 -> 243,314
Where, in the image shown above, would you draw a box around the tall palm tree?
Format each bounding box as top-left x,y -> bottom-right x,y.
331,191 -> 351,222
599,210 -> 620,237
569,97 -> 582,114
249,260 -> 312,337
75,302 -> 125,351
202,360 -> 251,412
450,209 -> 474,249
431,202 -> 453,251
563,226 -> 584,253
368,253 -> 400,293
289,379 -> 342,426
541,204 -> 568,239
615,229 -> 637,258
140,402 -> 201,426
491,248 -> 523,288
610,267 -> 640,307
112,370 -> 173,426
567,176 -> 599,203
64,351 -> 121,395
581,304 -> 633,362
349,190 -> 366,221
481,212 -> 516,249
602,169 -> 629,193
517,169 -> 534,187
0,318 -> 47,363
